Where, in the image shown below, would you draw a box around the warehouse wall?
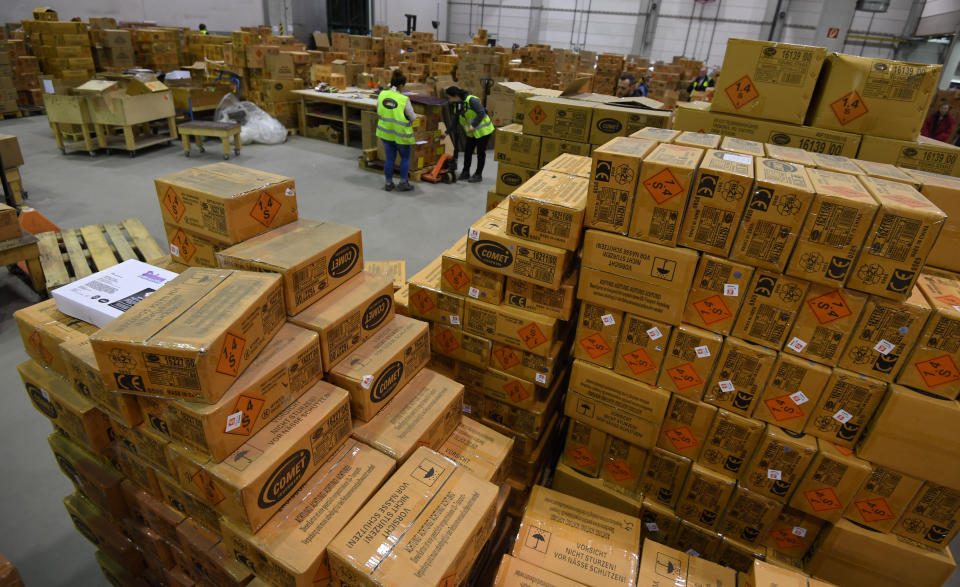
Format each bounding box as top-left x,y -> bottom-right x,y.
372,0 -> 450,39
2,0 -> 265,32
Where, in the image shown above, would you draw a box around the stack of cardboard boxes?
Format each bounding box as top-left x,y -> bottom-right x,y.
27,20 -> 96,81
6,37 -> 42,109
90,28 -> 135,73
0,38 -> 18,114
132,28 -> 181,72
457,43 -> 508,97
595,53 -> 625,95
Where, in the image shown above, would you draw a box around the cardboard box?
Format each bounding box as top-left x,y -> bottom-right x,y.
14,299 -> 100,378
753,352 -> 831,432
843,464 -> 924,533
636,537 -> 737,585
574,302 -> 623,369
585,136 -> 658,234
522,96 -> 595,142
786,168 -> 878,287
656,323 -> 724,398
496,162 -> 539,196
678,150 -> 755,257
494,123 -> 541,168
671,521 -> 722,560
730,158 -> 815,272
860,134 -> 960,178
721,136 -> 766,157
807,54 -> 941,140
806,518 -> 956,587
702,337 -> 778,417
858,383 -> 960,490
657,395 -> 717,461
803,367 -> 886,448
220,441 -> 394,587
164,223 -> 227,268
674,131 -> 721,150
900,269 -> 960,397
588,103 -> 671,145
893,481 -> 960,548
765,143 -> 817,167
718,486 -> 783,546
762,506 -> 824,558
467,207 -> 572,288
155,470 -> 222,535
0,203 -> 20,242
408,255 -> 467,326
580,229 -> 699,324
629,143 -> 705,246
441,235 -> 505,304
641,498 -> 683,544
504,272 -> 576,321
741,426 -> 818,504
507,170 -> 589,250
288,271 -> 394,369
431,323 -> 490,368
48,432 -> 126,520
784,284 -> 869,367
328,447 -> 498,586
628,127 -> 679,143
683,257 -> 754,338
562,418 -> 608,476
19,360 -> 114,454
673,103 -> 862,158
539,139 -> 592,169
600,434 -> 649,494
439,417 -> 514,485
75,79 -> 174,127
0,134 -> 24,168
711,39 -> 826,124
640,448 -> 693,508
811,152 -> 864,175
853,159 -> 919,186
216,220 -> 362,315
90,268 -> 285,403
566,359 -> 670,449
714,537 -> 764,573
51,260 -> 178,328
511,485 -> 640,586
463,297 -> 559,358
905,171 -> 960,272
162,323 -> 322,461
363,260 -> 405,291
60,338 -> 142,427
740,560 -> 832,587
154,163 -> 298,244
613,314 -> 671,385
326,315 -> 430,421
493,554 -> 583,587
483,372 -> 562,438
696,408 -> 765,479
732,269 -> 810,349
788,438 -> 871,522
114,419 -> 174,477
488,339 -> 566,387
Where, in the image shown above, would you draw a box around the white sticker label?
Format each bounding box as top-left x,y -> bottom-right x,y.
646,327 -> 663,340
535,373 -> 547,385
833,409 -> 853,424
601,314 -> 616,327
724,283 -> 739,296
768,469 -> 782,480
43,79 -> 55,94
285,186 -> 296,196
449,315 -> 460,325
790,391 -> 809,405
722,153 -> 753,165
468,227 -> 480,240
169,243 -> 180,257
686,549 -> 700,557
468,286 -> 480,299
361,375 -> 374,389
787,337 -> 808,352
695,345 -> 711,358
463,403 -> 472,414
39,388 -> 50,402
225,411 -> 243,432
792,526 -> 808,538
718,380 -> 735,393
953,305 -> 960,313
646,522 -> 659,532
874,339 -> 895,355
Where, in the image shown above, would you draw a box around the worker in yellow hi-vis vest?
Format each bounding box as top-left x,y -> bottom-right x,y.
376,70 -> 418,192
444,86 -> 494,183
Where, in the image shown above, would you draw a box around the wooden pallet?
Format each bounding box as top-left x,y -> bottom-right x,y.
35,218 -> 166,294
0,110 -> 22,120
357,156 -> 430,182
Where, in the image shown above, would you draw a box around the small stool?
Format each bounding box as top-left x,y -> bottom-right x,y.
0,233 -> 45,294
177,121 -> 242,160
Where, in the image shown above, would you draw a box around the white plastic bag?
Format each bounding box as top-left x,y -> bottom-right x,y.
214,94 -> 288,145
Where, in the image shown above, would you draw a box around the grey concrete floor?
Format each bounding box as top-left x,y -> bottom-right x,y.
0,114 -> 491,585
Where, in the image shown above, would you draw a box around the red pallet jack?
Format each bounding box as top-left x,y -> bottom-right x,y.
421,153 -> 457,183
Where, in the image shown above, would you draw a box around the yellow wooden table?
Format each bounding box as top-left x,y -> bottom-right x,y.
177,121 -> 242,159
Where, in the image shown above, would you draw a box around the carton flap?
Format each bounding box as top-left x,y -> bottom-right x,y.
75,80 -> 118,94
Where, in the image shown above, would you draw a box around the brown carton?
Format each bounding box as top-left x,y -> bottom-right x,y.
740,560 -> 830,587
702,337 -> 777,416
562,418 -> 608,477
441,235 -> 505,304
762,506 -> 824,558
858,383 -> 960,490
504,272 -> 577,321
893,482 -> 960,548
803,367 -> 886,448
363,260 -> 405,290
902,268 -> 960,397
585,136 -> 658,234
220,441 -> 394,587
328,447 -> 498,586
806,54 -> 941,141
493,554 -> 583,587
90,268 -> 285,403
784,284 -> 868,366
811,152 -> 863,175
676,463 -> 737,531
787,169 -> 879,287
164,323 -> 322,461
843,464 -> 924,533
49,433 -> 126,519
326,315 -> 430,422
637,538 -> 737,585
155,163 -> 298,244
630,127 -> 681,143
216,220 -> 362,315
431,323 -> 490,368
496,162 -> 539,196
657,323 -> 724,397
613,313 -> 671,385
628,143 -> 705,246
753,353 -> 831,433
408,255 -> 466,326
494,123 -> 541,168
711,39 -> 826,124
861,134 -> 960,177
114,419 -> 174,476
539,142 -> 592,171
847,176 -> 946,300
675,131 -> 721,150
742,427 -> 818,503
439,417 -> 514,485
588,103 -> 671,145
671,521 -> 722,560
507,170 -> 589,250
566,359 -> 670,449
853,158 -> 919,186
721,136 -> 766,157
732,269 -> 810,349
714,537 -> 764,573
483,373 -> 563,438
905,170 -> 960,272
697,409 -> 765,480
489,339 -> 566,387
573,302 -> 623,369
641,499 -> 683,544
657,394 -> 717,461
522,96 -> 595,142
600,435 -> 649,494
683,255 -> 755,336
155,470 -> 222,535
463,297 -> 559,358
351,368 -> 463,463
164,223 -> 227,268
765,143 -> 817,167
788,438 -> 871,522
512,485 -> 640,586
0,203 -> 20,242
718,485 -> 783,546
678,150 -> 755,257
14,298 -> 99,378
641,448 -> 694,509
730,158 -> 815,272
60,338 -> 142,427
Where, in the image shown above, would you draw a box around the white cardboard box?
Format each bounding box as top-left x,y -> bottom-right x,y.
52,260 -> 178,327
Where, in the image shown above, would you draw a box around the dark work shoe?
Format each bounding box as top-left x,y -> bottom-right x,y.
468,173 -> 482,183
396,181 -> 413,192
459,171 -> 470,181
384,182 -> 395,191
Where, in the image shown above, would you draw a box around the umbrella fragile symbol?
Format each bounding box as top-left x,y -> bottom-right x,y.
412,459 -> 445,487
525,527 -> 551,553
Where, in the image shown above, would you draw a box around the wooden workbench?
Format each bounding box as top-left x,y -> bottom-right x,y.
294,88 -> 378,146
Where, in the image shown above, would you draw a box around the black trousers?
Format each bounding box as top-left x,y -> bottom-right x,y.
462,133 -> 490,175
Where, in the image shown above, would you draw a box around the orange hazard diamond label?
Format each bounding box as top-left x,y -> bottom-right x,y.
410,288 -> 436,315
854,498 -> 896,523
250,191 -> 282,227
170,229 -> 197,263
442,264 -> 470,292
29,330 -> 54,364
434,328 -> 460,355
667,363 -> 703,391
830,91 -> 868,126
769,528 -> 805,551
162,187 -> 185,222
226,393 -> 265,436
724,75 -> 760,110
605,460 -> 636,482
914,354 -> 960,388
807,289 -> 852,324
935,294 -> 960,307
804,487 -> 843,513
504,380 -> 530,404
692,295 -> 733,325
528,105 -> 547,125
569,445 -> 597,469
579,332 -> 612,360
622,348 -> 657,377
518,323 -> 547,350
216,332 -> 246,377
492,345 -> 521,370
663,426 -> 699,451
643,168 -> 685,205
191,469 -> 225,504
764,394 -> 806,422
